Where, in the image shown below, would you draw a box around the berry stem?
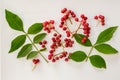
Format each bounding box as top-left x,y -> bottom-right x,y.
85,44 -> 95,62
53,29 -> 60,34
32,64 -> 37,71
24,32 -> 49,63
68,17 -> 72,24
64,21 -> 73,34
95,20 -> 100,27
72,22 -> 82,38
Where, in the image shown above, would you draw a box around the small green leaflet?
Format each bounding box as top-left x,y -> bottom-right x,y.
17,44 -> 32,58
95,44 -> 118,54
33,33 -> 47,43
69,51 -> 87,62
74,34 -> 92,47
95,26 -> 118,44
9,35 -> 26,53
40,48 -> 47,51
28,23 -> 43,34
5,9 -> 24,31
89,55 -> 106,69
27,51 -> 38,60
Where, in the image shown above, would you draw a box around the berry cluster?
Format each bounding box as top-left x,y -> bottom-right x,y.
39,40 -> 47,48
43,20 -> 55,33
94,15 -> 105,26
59,8 -> 80,37
64,38 -> 74,47
32,59 -> 40,64
48,51 -> 69,62
80,14 -> 91,43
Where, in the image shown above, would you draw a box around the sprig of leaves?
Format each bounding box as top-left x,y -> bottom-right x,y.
5,9 -> 48,62
72,26 -> 118,68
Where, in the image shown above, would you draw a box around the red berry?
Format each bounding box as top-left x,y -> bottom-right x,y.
55,57 -> 59,60
43,21 -> 48,27
59,55 -> 63,58
50,20 -> 54,24
42,45 -> 45,48
65,58 -> 69,62
61,8 -> 67,13
39,42 -> 42,45
53,33 -> 57,37
75,17 -> 79,22
52,59 -> 56,62
81,39 -> 85,43
63,27 -> 67,31
99,15 -> 104,19
94,16 -> 98,19
80,14 -> 85,19
43,40 -> 47,44
59,24 -> 63,28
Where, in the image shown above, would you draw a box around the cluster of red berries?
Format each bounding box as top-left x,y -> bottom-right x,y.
48,33 -> 62,56
94,15 -> 105,26
59,8 -> 80,37
39,40 -> 47,48
43,20 -> 55,33
48,51 -> 69,62
80,14 -> 91,43
32,59 -> 40,64
64,38 -> 74,47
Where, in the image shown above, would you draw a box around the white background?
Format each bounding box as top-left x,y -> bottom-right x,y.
1,0 -> 120,80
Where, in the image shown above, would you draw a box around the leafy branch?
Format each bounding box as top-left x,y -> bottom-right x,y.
71,26 -> 118,68
5,9 -> 48,63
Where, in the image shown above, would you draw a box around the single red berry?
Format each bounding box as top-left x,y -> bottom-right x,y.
101,22 -> 105,26
59,55 -> 63,58
75,17 -> 79,22
41,45 -> 45,48
39,42 -> 42,45
59,24 -> 63,28
81,39 -> 86,43
80,14 -> 85,19
43,21 -> 48,27
55,57 -> 59,60
63,27 -> 67,31
61,17 -> 65,21
53,33 -> 57,37
58,34 -> 62,38
94,16 -> 98,19
99,15 -> 105,19
52,59 -> 56,62
43,40 -> 47,44
50,20 -> 54,24
61,8 -> 67,13
65,58 -> 69,62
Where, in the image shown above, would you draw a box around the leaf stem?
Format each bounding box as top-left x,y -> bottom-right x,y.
24,32 -> 49,63
85,44 -> 95,62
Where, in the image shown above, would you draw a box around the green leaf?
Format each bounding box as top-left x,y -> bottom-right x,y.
95,26 -> 118,44
33,33 -> 47,43
40,48 -> 47,51
9,35 -> 26,53
28,23 -> 43,34
74,34 -> 92,47
95,44 -> 118,54
69,51 -> 87,62
5,9 -> 24,31
27,51 -> 38,60
90,55 -> 106,69
17,44 -> 32,58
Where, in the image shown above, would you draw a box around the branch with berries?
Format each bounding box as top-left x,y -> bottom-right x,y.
5,8 -> 118,69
